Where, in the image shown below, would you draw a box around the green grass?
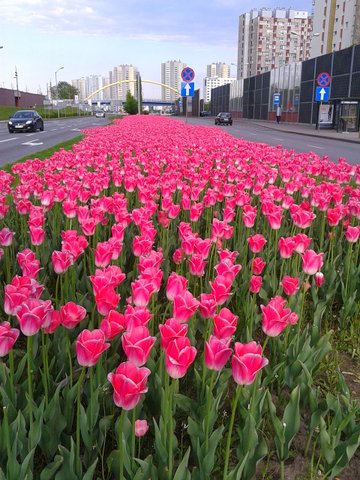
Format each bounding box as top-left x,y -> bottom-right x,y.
0,134 -> 85,173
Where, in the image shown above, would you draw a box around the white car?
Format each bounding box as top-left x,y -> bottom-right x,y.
95,111 -> 105,118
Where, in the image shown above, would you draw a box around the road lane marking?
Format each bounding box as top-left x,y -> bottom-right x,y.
0,138 -> 17,143
307,144 -> 324,149
249,133 -> 257,136
273,137 -> 284,141
50,128 -> 57,131
22,139 -> 44,146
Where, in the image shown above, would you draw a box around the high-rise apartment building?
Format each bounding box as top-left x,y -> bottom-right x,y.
206,63 -> 230,78
203,77 -> 236,103
237,8 -> 312,79
311,0 -> 360,57
72,75 -> 105,102
108,65 -> 138,101
161,60 -> 186,102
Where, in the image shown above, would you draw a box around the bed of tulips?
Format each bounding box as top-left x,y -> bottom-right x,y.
0,116 -> 359,480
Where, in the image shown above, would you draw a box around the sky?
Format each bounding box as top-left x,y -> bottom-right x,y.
0,0 -> 313,99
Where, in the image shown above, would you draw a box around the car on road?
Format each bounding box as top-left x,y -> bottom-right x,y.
8,110 -> 44,133
95,111 -> 105,118
215,112 -> 233,126
200,111 -> 211,117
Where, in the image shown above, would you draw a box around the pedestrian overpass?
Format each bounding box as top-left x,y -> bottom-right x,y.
84,79 -> 179,106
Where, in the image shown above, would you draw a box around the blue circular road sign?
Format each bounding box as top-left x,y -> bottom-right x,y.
316,72 -> 331,87
181,67 -> 195,83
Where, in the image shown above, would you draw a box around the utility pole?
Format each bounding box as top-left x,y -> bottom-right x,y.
14,66 -> 19,107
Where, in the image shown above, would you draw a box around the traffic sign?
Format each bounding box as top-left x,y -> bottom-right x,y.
316,72 -> 331,87
315,86 -> 330,102
273,93 -> 281,105
181,82 -> 195,97
181,67 -> 195,83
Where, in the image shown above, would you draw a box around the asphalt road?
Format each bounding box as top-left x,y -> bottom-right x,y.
0,115 -> 358,167
0,116 -> 110,167
185,117 -> 360,165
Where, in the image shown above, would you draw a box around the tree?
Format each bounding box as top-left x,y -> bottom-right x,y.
123,90 -> 138,115
51,81 -> 79,100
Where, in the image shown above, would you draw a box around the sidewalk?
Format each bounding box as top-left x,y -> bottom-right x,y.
242,118 -> 360,144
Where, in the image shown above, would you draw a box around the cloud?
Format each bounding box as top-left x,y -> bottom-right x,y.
0,0 -> 313,48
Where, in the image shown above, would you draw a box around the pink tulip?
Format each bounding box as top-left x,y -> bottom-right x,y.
290,205 -> 316,229
16,299 -> 53,336
189,254 -> 207,277
52,250 -> 73,274
94,241 -> 114,268
95,287 -> 120,316
134,419 -> 149,437
0,321 -> 20,356
213,308 -> 238,340
131,279 -> 154,307
231,341 -> 269,385
293,233 -> 312,254
215,261 -> 242,282
280,276 -> 300,296
29,226 -> 45,246
159,318 -> 188,350
198,293 -> 217,319
166,273 -> 188,301
261,296 -> 298,337
121,326 -> 156,366
165,337 -> 197,379
60,302 -> 87,329
249,275 -> 262,293
278,237 -> 296,259
210,275 -> 233,305
0,227 -> 15,246
100,310 -> 126,340
76,329 -> 110,367
315,272 -> 324,287
242,204 -> 257,228
43,310 -> 62,334
345,226 -> 360,243
247,234 -> 267,253
173,290 -> 199,323
302,249 -> 324,275
108,361 -> 151,410
205,335 -> 232,371
252,257 -> 266,275
124,305 -> 153,330
172,248 -> 184,264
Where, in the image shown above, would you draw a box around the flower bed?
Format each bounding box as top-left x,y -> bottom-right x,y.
0,116 -> 359,479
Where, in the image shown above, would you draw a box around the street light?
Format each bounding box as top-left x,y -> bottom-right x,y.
55,66 -> 64,119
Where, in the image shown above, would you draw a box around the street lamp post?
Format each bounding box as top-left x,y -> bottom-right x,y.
55,66 -> 64,119
14,66 -> 20,107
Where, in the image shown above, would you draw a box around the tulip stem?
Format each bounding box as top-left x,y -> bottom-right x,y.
223,385 -> 241,480
168,379 -> 176,478
3,406 -> 11,471
76,367 -> 86,475
163,372 -> 169,449
131,408 -> 136,472
89,367 -> 94,429
118,407 -> 126,480
67,339 -> 73,388
9,349 -> 15,404
27,336 -> 33,428
205,369 -> 215,452
41,332 -> 49,408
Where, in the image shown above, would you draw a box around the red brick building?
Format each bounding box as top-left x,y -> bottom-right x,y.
0,87 -> 45,108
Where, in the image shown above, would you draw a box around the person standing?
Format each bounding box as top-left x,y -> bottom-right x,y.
276,106 -> 282,124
